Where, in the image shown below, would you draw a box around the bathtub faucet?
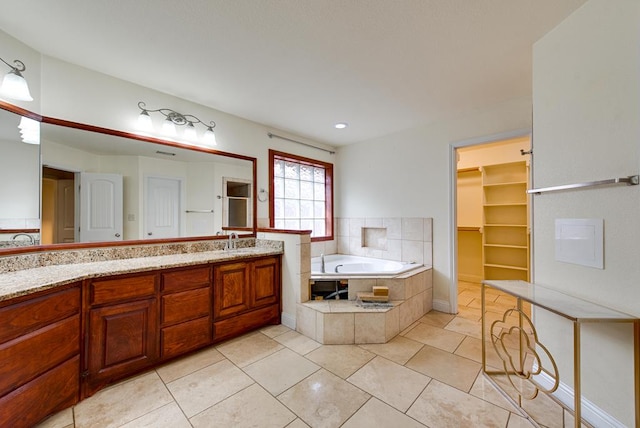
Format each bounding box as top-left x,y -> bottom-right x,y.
320,253 -> 325,273
334,264 -> 343,273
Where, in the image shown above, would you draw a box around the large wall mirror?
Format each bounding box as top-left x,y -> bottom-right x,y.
0,103 -> 257,253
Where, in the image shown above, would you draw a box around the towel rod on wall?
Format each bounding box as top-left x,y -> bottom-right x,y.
185,210 -> 214,213
267,132 -> 336,155
527,175 -> 639,195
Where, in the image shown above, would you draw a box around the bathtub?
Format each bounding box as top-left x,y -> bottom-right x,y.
311,254 -> 422,278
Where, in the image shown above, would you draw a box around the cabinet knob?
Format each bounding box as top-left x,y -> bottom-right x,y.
148,232 -> 153,236
115,233 -> 121,238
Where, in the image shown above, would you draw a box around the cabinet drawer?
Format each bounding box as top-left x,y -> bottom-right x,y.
89,273 -> 158,306
0,355 -> 79,428
0,287 -> 80,343
214,304 -> 279,343
161,287 -> 211,326
162,266 -> 211,292
0,316 -> 80,396
161,316 -> 211,359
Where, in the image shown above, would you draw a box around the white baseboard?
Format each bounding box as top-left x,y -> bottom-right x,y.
533,367 -> 625,428
281,312 -> 296,330
432,299 -> 451,314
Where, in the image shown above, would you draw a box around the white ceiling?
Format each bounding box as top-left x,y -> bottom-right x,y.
0,0 -> 586,146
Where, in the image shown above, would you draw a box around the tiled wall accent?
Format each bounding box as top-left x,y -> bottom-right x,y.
0,238 -> 282,274
311,217 -> 433,266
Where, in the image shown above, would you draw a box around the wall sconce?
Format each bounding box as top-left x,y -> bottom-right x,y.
0,57 -> 33,101
137,101 -> 217,146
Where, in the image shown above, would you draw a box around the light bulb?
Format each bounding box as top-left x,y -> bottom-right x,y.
0,69 -> 33,102
137,111 -> 153,131
203,127 -> 217,146
162,117 -> 176,136
183,122 -> 198,140
18,116 -> 40,144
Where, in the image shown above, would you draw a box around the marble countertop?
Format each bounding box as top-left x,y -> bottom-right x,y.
0,247 -> 283,302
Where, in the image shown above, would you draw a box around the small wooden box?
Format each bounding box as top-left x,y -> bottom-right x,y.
357,292 -> 389,302
372,286 -> 389,297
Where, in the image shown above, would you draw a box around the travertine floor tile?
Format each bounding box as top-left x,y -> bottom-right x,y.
456,305 -> 483,321
342,398 -> 426,428
305,344 -> 375,378
190,384 -> 296,428
244,348 -> 320,395
286,418 -> 311,428
167,359 -> 254,418
444,316 -> 482,339
274,330 -> 322,355
156,346 -> 226,383
278,369 -> 370,428
417,310 -> 455,328
403,322 -> 465,352
507,413 -> 536,428
35,407 -> 73,428
406,345 -> 480,392
74,372 -> 173,428
469,374 -> 519,413
407,380 -> 510,427
260,323 -> 293,338
358,335 -> 423,365
216,331 -> 284,367
347,356 -> 430,412
119,403 -> 191,428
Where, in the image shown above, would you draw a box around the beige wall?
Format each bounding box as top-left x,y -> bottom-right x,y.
336,98 -> 532,312
533,0 -> 639,425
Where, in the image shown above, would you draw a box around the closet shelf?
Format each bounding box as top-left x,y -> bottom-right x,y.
483,244 -> 528,250
483,181 -> 527,188
483,223 -> 527,227
483,263 -> 528,271
483,203 -> 527,207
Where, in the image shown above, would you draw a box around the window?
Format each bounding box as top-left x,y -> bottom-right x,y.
269,150 -> 333,241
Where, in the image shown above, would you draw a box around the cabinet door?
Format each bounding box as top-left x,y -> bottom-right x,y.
86,298 -> 158,396
213,262 -> 250,319
251,256 -> 280,309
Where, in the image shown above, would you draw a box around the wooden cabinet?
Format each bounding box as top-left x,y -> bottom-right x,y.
0,252 -> 280,425
160,266 -> 212,359
214,261 -> 251,319
213,256 -> 281,342
85,273 -> 159,396
482,161 -> 530,281
0,285 -> 81,428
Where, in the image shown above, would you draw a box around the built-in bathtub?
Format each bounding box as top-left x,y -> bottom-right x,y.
311,254 -> 422,278
300,254 -> 433,344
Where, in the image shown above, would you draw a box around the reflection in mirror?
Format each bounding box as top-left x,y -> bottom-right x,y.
0,107 -> 40,247
39,123 -> 254,245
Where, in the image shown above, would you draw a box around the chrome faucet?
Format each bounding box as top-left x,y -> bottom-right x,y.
12,233 -> 35,244
320,253 -> 325,273
225,232 -> 238,250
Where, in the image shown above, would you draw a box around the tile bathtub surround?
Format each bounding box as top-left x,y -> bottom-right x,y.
0,238 -> 283,274
38,284 -> 556,428
331,217 -> 432,265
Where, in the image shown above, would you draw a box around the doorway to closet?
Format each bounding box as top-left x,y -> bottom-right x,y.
452,134 -> 531,313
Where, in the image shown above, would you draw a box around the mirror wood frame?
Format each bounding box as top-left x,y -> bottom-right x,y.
0,100 -> 257,255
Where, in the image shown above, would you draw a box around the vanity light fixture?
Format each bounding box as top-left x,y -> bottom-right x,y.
334,122 -> 348,129
0,56 -> 33,101
137,101 -> 216,145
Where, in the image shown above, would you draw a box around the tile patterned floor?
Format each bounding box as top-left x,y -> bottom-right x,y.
37,282 -> 565,428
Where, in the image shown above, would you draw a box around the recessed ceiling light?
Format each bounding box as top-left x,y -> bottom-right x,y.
334,122 -> 348,129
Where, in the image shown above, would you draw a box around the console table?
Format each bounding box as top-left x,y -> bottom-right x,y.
481,280 -> 639,428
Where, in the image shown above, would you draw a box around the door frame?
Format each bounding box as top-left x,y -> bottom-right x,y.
448,128 -> 532,314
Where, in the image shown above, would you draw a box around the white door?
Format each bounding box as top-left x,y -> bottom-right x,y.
145,177 -> 181,239
79,173 -> 123,242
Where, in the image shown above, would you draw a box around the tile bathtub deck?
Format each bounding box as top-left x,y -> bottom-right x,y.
37,282 -> 550,428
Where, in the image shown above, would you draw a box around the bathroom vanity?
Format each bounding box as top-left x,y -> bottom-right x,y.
0,249 -> 281,428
